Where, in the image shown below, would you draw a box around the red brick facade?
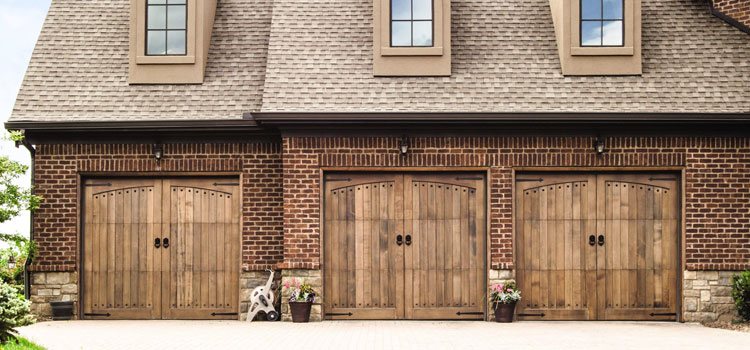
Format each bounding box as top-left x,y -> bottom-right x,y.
281,136 -> 750,272
31,136 -> 750,274
714,0 -> 750,28
31,142 -> 283,272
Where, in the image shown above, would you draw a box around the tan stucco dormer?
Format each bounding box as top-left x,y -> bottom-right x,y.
128,0 -> 217,84
550,0 -> 642,75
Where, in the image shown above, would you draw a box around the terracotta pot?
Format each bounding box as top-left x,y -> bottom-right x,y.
289,301 -> 312,323
494,301 -> 517,323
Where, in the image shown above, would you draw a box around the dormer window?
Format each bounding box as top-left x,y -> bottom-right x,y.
146,0 -> 187,55
391,0 -> 433,47
581,0 -> 624,47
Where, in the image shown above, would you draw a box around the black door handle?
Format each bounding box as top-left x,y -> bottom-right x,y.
396,235 -> 403,246
589,235 -> 596,246
163,237 -> 170,248
405,235 -> 412,246
598,235 -> 605,246
154,237 -> 161,248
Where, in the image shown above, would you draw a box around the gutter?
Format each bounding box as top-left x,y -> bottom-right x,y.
15,131 -> 35,300
708,0 -> 750,34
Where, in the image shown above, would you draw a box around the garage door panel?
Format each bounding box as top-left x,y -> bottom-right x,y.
324,174 -> 402,319
83,178 -> 239,320
516,175 -> 597,320
518,173 -> 678,321
83,179 -> 162,319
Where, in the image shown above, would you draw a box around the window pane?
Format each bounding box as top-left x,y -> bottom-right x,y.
391,21 -> 411,46
603,0 -> 623,19
581,0 -> 601,20
167,31 -> 187,54
391,0 -> 411,20
412,21 -> 432,46
168,0 -> 186,3
602,20 -> 623,46
581,21 -> 601,46
413,0 -> 432,20
167,5 -> 186,29
147,31 -> 166,55
148,0 -> 167,4
147,6 -> 167,30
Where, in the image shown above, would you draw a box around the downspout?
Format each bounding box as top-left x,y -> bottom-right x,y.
15,130 -> 35,300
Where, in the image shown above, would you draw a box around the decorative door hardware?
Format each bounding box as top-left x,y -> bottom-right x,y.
455,311 -> 484,316
405,235 -> 412,246
84,183 -> 112,187
213,182 -> 239,186
598,235 -> 605,246
326,312 -> 353,316
154,237 -> 161,248
163,237 -> 169,248
84,313 -> 111,317
516,178 -> 543,182
396,235 -> 403,246
518,313 -> 545,317
589,235 -> 596,246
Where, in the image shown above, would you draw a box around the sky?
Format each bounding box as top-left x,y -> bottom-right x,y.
0,0 -> 52,238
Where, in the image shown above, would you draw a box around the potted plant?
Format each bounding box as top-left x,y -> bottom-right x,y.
489,281 -> 521,323
284,278 -> 317,323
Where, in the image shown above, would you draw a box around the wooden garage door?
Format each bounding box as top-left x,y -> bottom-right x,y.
82,178 -> 240,320
515,173 -> 679,321
324,173 -> 486,320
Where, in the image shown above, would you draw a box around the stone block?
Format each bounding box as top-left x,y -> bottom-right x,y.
700,290 -> 711,302
496,270 -> 513,280
38,289 -> 53,296
701,271 -> 719,281
711,286 -> 732,297
32,273 -> 46,285
699,301 -> 713,312
46,272 -> 71,285
693,279 -> 707,286
687,312 -> 717,323
62,284 -> 77,294
683,280 -> 693,289
711,296 -> 733,305
683,289 -> 700,298
684,270 -> 696,280
684,298 -> 697,312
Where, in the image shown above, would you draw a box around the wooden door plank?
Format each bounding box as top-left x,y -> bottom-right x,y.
394,176 -> 405,318
436,183 -> 445,309
595,176 -> 606,320
443,182 -> 453,310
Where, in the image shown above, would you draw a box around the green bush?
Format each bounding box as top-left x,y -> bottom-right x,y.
0,280 -> 34,344
732,271 -> 750,321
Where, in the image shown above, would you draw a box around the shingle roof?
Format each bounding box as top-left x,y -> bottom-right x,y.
9,0 -> 750,123
10,0 -> 272,122
260,0 -> 750,113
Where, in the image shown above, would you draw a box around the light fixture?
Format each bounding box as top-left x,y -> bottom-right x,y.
8,255 -> 16,269
153,144 -> 163,161
398,136 -> 409,156
594,136 -> 605,155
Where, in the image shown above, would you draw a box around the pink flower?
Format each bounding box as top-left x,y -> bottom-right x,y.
506,289 -> 513,293
499,284 -> 505,290
284,282 -> 290,289
295,280 -> 300,287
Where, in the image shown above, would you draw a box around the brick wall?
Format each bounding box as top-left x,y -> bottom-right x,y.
282,136 -> 750,271
32,142 -> 284,272
714,0 -> 750,29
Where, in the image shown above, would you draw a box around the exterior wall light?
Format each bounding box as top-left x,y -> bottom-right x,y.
595,137 -> 605,155
8,255 -> 16,269
153,144 -> 163,161
399,136 -> 409,156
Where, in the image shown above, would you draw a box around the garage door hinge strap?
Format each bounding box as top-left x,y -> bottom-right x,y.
211,312 -> 238,316
213,183 -> 239,186
456,177 -> 483,181
325,178 -> 352,182
518,313 -> 546,317
84,183 -> 112,187
649,312 -> 676,316
455,311 -> 484,315
516,178 -> 543,182
84,312 -> 111,317
325,312 -> 353,316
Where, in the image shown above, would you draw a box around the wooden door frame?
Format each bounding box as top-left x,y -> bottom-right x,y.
77,172 -> 243,320
319,167 -> 491,320
512,167 -> 685,322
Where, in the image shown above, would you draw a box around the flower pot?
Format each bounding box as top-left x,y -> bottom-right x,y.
50,301 -> 75,321
289,301 -> 312,323
494,301 -> 517,323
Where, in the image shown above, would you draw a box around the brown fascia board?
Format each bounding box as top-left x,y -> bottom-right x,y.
708,0 -> 750,34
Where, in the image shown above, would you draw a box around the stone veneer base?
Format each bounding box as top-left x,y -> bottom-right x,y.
683,270 -> 739,322
30,272 -> 78,317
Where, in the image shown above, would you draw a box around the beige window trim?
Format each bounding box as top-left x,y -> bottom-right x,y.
129,0 -> 217,84
570,0 -> 635,57
549,0 -> 642,76
373,0 -> 451,76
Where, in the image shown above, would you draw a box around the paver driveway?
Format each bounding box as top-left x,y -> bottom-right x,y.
18,320 -> 750,350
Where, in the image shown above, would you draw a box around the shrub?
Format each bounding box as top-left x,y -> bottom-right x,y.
0,280 -> 34,344
732,271 -> 750,321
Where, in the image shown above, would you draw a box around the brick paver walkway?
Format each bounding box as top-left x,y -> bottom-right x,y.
18,320 -> 750,350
